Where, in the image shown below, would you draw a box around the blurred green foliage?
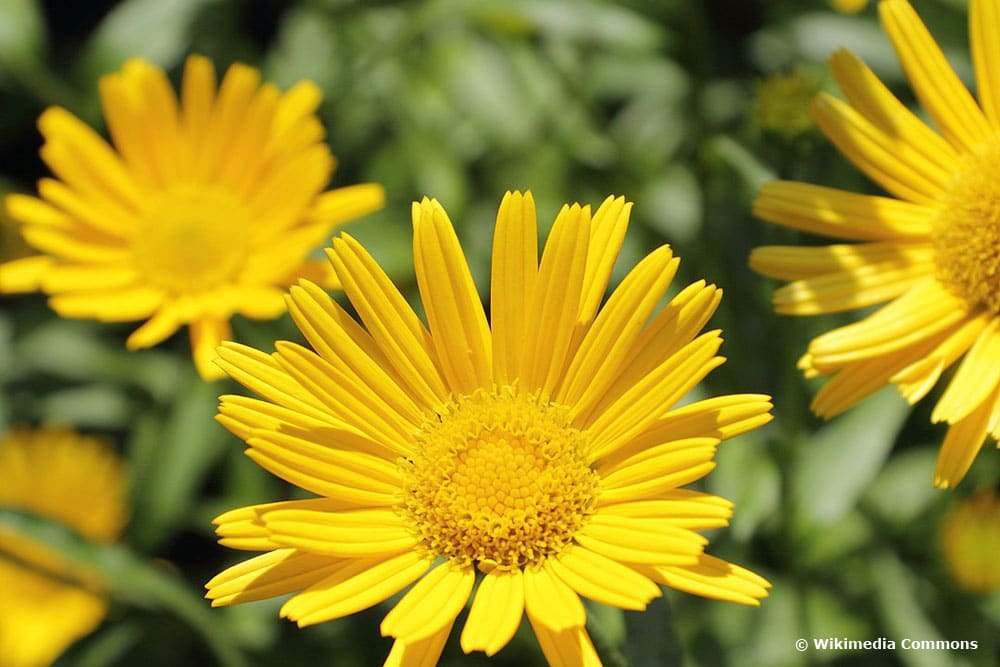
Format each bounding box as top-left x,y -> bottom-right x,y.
1,0 -> 998,665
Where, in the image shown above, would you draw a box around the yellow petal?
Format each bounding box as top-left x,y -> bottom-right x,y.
548,544 -> 661,610
412,198 -> 492,393
645,394 -> 774,443
526,614 -> 602,667
0,255 -> 55,293
577,195 -> 632,325
520,203 -> 591,396
522,561 -> 585,632
380,562 -> 474,642
892,313 -> 988,403
190,316 -> 231,380
932,318 -> 1000,425
575,514 -> 705,566
48,286 -> 164,321
384,618 -> 455,667
934,382 -> 1000,489
490,190 -> 538,385
972,0 -> 1000,127
829,49 -> 958,172
205,548 -> 342,607
180,55 -> 217,158
279,551 -> 432,627
305,183 -> 386,228
750,242 -> 933,281
646,554 -> 771,606
262,507 -> 415,557
460,569 -> 525,656
880,0 -> 992,153
752,181 -> 933,241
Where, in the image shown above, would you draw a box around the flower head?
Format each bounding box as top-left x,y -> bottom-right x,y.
0,55 -> 384,380
752,0 -> 1000,488
206,192 -> 771,665
940,490 -> 1000,593
0,426 -> 127,666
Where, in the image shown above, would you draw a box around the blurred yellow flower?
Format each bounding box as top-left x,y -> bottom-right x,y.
0,426 -> 127,667
753,69 -> 820,138
206,191 -> 772,665
940,490 -> 1000,592
0,55 -> 385,380
831,0 -> 868,13
752,0 -> 1000,488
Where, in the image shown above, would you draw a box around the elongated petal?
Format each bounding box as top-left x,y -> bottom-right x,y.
412,198 -> 492,393
521,204 -> 590,396
934,382 -> 1000,489
384,619 -> 455,667
527,618 -> 601,667
645,554 -> 771,606
892,314 -> 988,403
811,93 -> 949,203
880,0 -> 992,153
262,507 -> 415,557
753,181 -> 933,241
772,258 -> 933,315
460,569 -> 524,656
205,549 -> 343,606
0,256 -> 56,293
972,0 -> 1000,127
280,551 -> 433,627
575,514 -> 706,565
490,191 -> 538,385
829,49 -> 958,172
932,319 -> 1000,425
549,544 -> 661,610
522,562 -> 585,632
751,242 -> 933,281
380,563 -> 474,642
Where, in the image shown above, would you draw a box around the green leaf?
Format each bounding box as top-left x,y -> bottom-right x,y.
78,0 -> 212,80
127,369 -> 232,550
623,595 -> 683,667
0,0 -> 44,73
792,386 -> 909,528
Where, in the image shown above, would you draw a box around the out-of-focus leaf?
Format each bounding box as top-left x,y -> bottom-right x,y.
792,387 -> 909,527
641,165 -> 703,243
127,370 -> 231,549
13,319 -> 182,401
706,135 -> 777,195
38,384 -> 132,429
78,0 -> 212,80
0,509 -> 247,667
264,6 -> 339,91
799,511 -> 873,568
863,447 -> 941,527
0,0 -> 44,73
586,602 -> 627,667
872,551 -> 959,667
623,595 -> 682,667
504,0 -> 668,51
804,585 -> 871,646
72,619 -> 142,667
743,577 -> 807,666
709,436 -> 780,542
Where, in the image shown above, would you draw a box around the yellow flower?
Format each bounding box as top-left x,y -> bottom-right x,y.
206,191 -> 772,665
0,426 -> 128,667
831,0 -> 868,14
0,55 -> 385,380
940,490 -> 1000,593
751,0 -> 1000,489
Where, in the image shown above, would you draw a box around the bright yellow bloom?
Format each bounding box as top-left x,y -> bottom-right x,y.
940,490 -> 1000,592
206,191 -> 772,665
0,426 -> 128,667
0,55 -> 384,380
752,0 -> 1000,489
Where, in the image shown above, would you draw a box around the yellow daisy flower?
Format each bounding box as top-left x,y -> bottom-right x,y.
0,426 -> 128,667
940,490 -> 1000,593
206,191 -> 772,665
752,0 -> 1000,489
0,55 -> 385,380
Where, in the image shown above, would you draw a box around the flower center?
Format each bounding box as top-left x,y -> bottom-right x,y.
131,184 -> 252,293
398,386 -> 599,570
934,141 -> 1000,314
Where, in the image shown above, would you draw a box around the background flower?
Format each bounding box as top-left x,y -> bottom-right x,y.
0,55 -> 384,380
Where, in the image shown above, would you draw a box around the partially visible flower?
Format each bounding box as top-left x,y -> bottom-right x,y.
753,69 -> 821,139
0,426 -> 128,666
940,490 -> 1000,593
0,55 -> 384,380
752,0 -> 1000,488
831,0 -> 868,14
206,191 -> 771,665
